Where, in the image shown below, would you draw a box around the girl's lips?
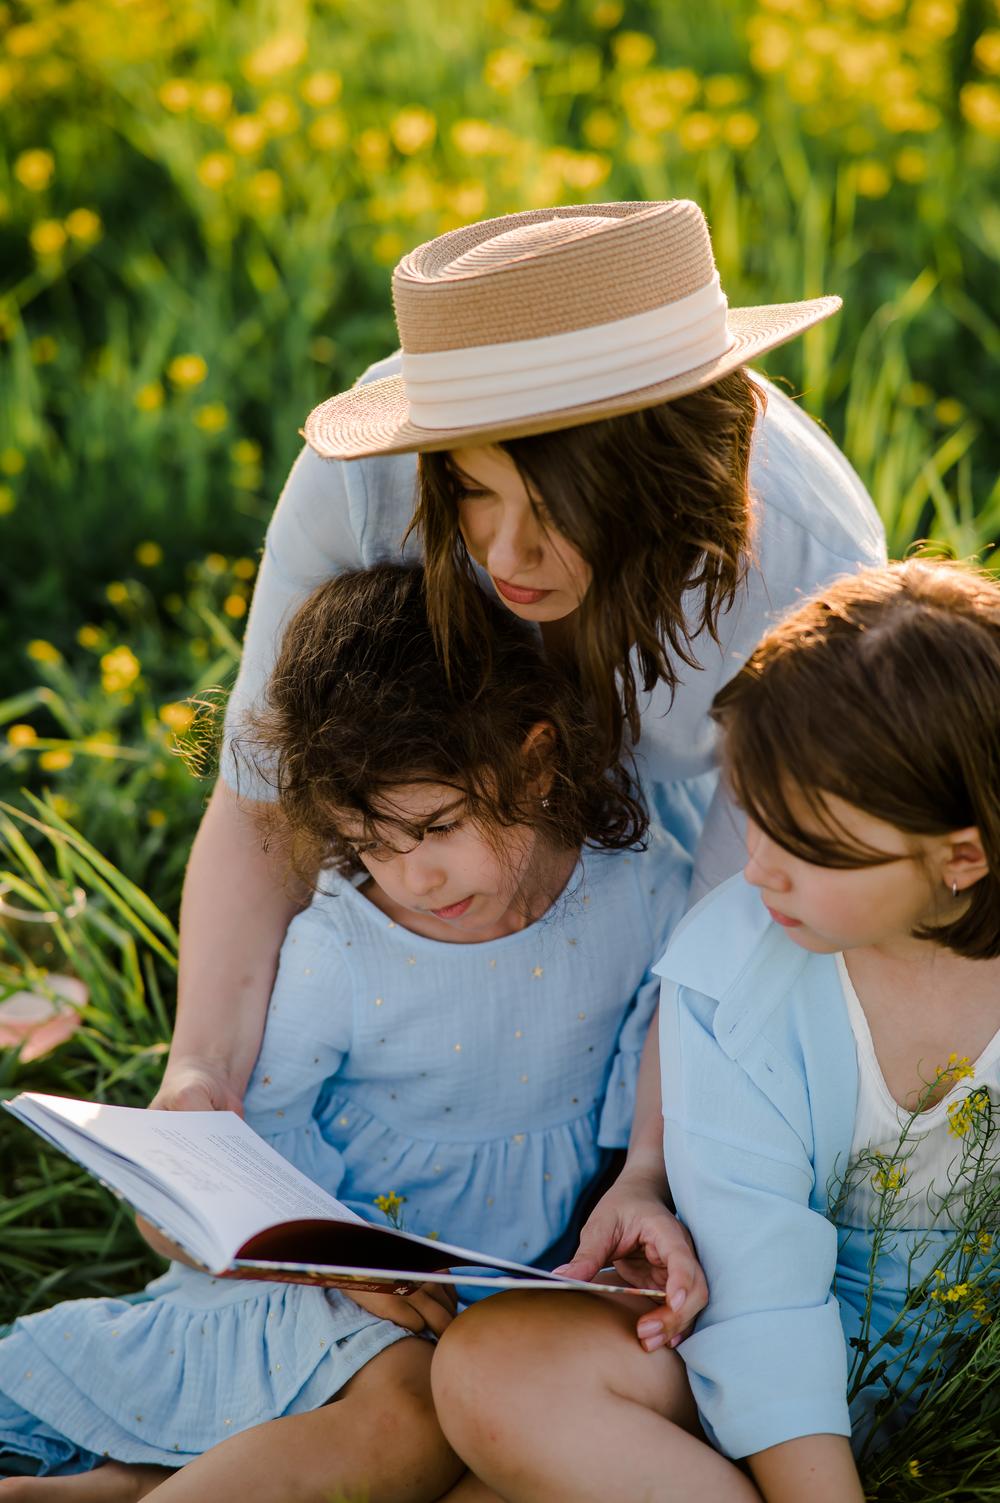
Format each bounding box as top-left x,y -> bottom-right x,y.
492,576 -> 551,606
766,905 -> 802,929
430,896 -> 474,920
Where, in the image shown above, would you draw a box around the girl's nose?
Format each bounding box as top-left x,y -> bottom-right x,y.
399,852 -> 444,899
487,499 -> 543,579
743,827 -> 789,891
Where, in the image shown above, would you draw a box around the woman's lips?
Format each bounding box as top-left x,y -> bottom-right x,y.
766,905 -> 802,929
430,896 -> 474,920
492,576 -> 551,606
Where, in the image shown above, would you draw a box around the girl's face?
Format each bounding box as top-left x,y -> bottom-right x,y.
743,796 -> 953,955
340,781 -> 547,944
450,444 -> 592,623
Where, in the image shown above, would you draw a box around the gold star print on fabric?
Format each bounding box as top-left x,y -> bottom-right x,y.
532,966 -> 543,978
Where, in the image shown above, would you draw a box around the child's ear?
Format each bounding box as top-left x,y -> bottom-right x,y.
939,827 -> 990,896
521,721 -> 557,797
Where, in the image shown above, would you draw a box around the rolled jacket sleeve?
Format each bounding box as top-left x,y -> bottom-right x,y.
660,980 -> 851,1458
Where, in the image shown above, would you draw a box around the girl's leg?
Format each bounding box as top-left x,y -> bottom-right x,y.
0,1466 -> 169,1502
432,1292 -> 761,1503
141,1336 -> 460,1503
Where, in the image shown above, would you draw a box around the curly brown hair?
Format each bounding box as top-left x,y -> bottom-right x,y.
235,563 -> 647,882
414,367 -> 763,769
712,558 -> 1000,961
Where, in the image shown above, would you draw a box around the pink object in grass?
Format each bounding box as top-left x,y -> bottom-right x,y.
0,975 -> 87,1060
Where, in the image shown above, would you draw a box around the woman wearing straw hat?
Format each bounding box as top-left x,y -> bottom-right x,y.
153,200 -> 884,1373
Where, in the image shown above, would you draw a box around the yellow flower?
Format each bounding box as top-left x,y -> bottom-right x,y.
910,0 -> 958,39
197,153 -> 235,191
39,748 -> 73,772
7,724 -> 38,748
704,75 -> 750,109
301,71 -> 342,108
724,112 -> 761,150
147,808 -> 167,828
167,354 -> 208,389
907,1459 -> 922,1478
940,1052 -> 975,1083
663,69 -> 700,105
223,593 -> 248,619
372,230 -> 405,266
895,147 -> 929,183
872,1159 -> 907,1193
678,113 -> 719,151
242,33 -> 307,84
260,93 -> 299,135
135,540 -> 163,567
204,552 -> 228,574
49,794 -> 75,820
961,83 -> 1000,137
194,82 -> 233,124
27,639 -> 62,665
0,484 -> 15,516
82,734 -> 120,759
14,149 -> 55,192
230,439 -> 262,467
135,382 -> 165,412
30,335 -> 58,365
614,32 -> 658,69
590,0 -> 623,26
100,645 -> 141,694
227,115 -> 268,155
947,1088 -> 989,1137
76,625 -> 102,649
373,1191 -> 407,1227
483,47 -> 531,92
30,220 -> 67,258
974,31 -> 1000,75
105,581 -> 129,606
6,22 -> 50,57
977,1230 -> 993,1254
309,336 -> 337,365
159,702 -> 195,733
0,448 -> 25,476
308,114 -> 347,151
933,397 -> 964,424
391,106 -> 437,155
354,129 -> 390,172
195,402 -> 228,433
449,181 -> 489,220
64,208 -> 102,244
248,170 -> 283,210
581,109 -> 619,149
854,161 -> 892,199
232,556 -> 257,580
881,98 -> 941,133
158,78 -> 195,113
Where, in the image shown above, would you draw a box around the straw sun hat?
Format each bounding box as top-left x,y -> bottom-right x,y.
304,199 -> 841,461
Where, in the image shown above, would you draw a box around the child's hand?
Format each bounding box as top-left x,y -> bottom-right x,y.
150,1059 -> 245,1115
135,1214 -> 201,1269
553,1168 -> 707,1351
348,1282 -> 458,1337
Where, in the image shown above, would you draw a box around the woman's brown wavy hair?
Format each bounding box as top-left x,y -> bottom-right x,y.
414,367 -> 763,769
712,558 -> 1000,960
235,563 -> 647,883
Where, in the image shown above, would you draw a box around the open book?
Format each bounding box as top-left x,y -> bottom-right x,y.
5,1092 -> 664,1299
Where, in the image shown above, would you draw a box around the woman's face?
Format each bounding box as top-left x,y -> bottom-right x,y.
450,444 -> 592,623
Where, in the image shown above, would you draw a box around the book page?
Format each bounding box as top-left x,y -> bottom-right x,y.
7,1095 -> 361,1270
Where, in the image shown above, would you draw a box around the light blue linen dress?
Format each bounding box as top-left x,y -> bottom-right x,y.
0,831 -> 689,1476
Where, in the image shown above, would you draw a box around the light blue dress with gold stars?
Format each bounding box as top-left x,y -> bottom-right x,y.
0,830 -> 689,1476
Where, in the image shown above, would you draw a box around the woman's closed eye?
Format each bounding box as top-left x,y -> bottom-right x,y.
425,820 -> 462,838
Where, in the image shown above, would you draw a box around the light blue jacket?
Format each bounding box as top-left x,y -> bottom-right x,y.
656,874 -> 860,1459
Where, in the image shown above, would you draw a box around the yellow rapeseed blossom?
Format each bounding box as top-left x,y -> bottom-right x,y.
49,794 -> 75,820
197,153 -> 235,190
947,1088 -> 989,1137
449,181 -> 489,219
64,208 -> 102,244
105,581 -> 129,605
100,645 -> 141,693
223,593 -> 248,619
907,1459 -> 922,1478
39,748 -> 73,772
168,354 -> 208,389
249,170 -> 283,209
231,439 -> 262,466
194,83 -> 233,124
662,69 -> 700,106
6,22 -> 50,57
582,109 -> 619,149
31,335 -> 58,364
704,75 -> 749,109
0,485 -> 15,516
354,129 -> 390,171
974,31 -> 1000,75
82,733 -> 120,758
261,93 -> 300,135
590,0 -> 623,27
30,220 -> 67,257
679,113 -> 720,151
391,106 -> 437,155
614,32 -> 657,70
242,33 -> 307,84
135,382 -> 165,412
483,47 -> 531,92
228,115 -> 268,155
910,0 -> 959,39
14,149 -> 55,192
748,18 -> 794,73
308,114 -> 347,151
872,1160 -> 907,1193
881,98 -> 941,133
301,71 -> 342,108
204,552 -> 228,574
147,808 -> 168,828
76,625 -> 102,649
27,639 -> 62,664
159,701 -> 196,733
232,556 -> 257,580
135,540 -> 163,567
158,78 -> 195,112
0,448 -> 25,476
901,380 -> 933,406
940,1052 -> 975,1083
195,402 -> 228,433
373,1191 -> 407,1227
7,724 -> 38,748
854,160 -> 892,198
961,82 -> 1000,137
309,335 -> 337,365
895,146 -> 929,183
451,119 -> 502,156
724,112 -> 761,149
372,230 -> 406,266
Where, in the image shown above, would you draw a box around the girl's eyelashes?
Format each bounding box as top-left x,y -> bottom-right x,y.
425,820 -> 461,837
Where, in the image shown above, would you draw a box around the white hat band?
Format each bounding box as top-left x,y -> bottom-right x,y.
401,274 -> 732,430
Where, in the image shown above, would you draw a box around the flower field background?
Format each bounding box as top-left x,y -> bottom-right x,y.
1,0 -> 999,1492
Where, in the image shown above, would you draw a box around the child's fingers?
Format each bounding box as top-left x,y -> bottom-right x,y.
411,1289 -> 456,1338
554,1215 -> 621,1283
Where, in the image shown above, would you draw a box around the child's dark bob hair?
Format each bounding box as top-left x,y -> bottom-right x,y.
712,558 -> 1000,960
238,563 -> 647,879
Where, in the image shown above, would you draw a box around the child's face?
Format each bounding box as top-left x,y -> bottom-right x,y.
341,781 -> 542,942
450,444 -> 592,624
743,794 -> 944,954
